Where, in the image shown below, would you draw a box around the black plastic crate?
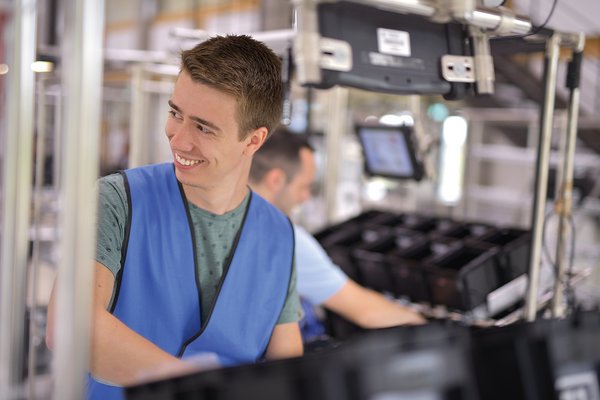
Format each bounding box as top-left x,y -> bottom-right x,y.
433,221 -> 495,241
323,310 -> 365,341
314,222 -> 364,249
127,322 -> 480,400
388,238 -> 457,303
387,257 -> 431,303
478,228 -> 531,282
395,214 -> 440,233
366,211 -> 406,227
345,322 -> 479,400
313,223 -> 386,282
317,209 -> 394,237
471,312 -> 600,400
428,242 -> 499,310
351,231 -> 423,293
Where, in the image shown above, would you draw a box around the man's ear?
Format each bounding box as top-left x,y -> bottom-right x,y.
243,127 -> 268,156
264,168 -> 287,193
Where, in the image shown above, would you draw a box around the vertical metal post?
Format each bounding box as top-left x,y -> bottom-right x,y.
470,27 -> 495,95
53,89 -> 62,191
0,1 -> 37,399
524,33 -> 561,322
551,36 -> 585,317
324,86 -> 349,223
128,64 -> 147,168
52,0 -> 105,399
28,73 -> 49,400
291,0 -> 321,86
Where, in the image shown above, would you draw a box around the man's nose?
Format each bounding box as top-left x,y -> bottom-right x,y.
169,123 -> 194,151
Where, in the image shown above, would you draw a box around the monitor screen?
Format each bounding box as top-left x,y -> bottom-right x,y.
357,124 -> 423,180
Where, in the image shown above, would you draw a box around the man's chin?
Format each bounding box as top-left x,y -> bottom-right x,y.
289,206 -> 303,221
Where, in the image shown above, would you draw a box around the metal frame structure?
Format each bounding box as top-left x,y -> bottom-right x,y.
289,0 -> 585,322
0,1 -> 105,400
534,39 -> 584,318
0,1 -> 37,398
52,1 -> 106,399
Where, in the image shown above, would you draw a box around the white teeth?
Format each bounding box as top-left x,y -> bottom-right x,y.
175,153 -> 201,166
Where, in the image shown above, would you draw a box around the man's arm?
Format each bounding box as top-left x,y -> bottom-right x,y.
323,280 -> 426,328
46,262 -> 190,386
264,322 -> 303,360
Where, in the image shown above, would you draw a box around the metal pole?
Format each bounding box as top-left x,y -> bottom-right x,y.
291,0 -> 321,86
551,35 -> 585,317
128,64 -> 147,168
27,73 -> 49,400
53,87 -> 63,192
0,1 -> 37,398
52,0 -> 105,399
470,27 -> 495,95
524,33 -> 561,322
324,86 -> 350,224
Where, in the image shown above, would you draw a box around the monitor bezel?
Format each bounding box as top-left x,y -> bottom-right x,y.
355,123 -> 424,181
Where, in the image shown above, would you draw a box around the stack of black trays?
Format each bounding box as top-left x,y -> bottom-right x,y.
313,210 -> 531,338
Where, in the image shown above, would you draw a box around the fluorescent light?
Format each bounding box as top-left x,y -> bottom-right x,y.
438,116 -> 468,205
379,113 -> 414,127
31,61 -> 54,73
364,179 -> 388,202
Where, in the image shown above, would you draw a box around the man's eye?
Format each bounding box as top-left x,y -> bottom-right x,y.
196,124 -> 213,134
168,110 -> 181,119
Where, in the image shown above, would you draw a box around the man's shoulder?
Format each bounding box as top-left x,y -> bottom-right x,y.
293,225 -> 321,250
250,191 -> 289,223
98,172 -> 126,197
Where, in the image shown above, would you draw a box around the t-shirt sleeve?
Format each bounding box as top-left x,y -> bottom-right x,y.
294,225 -> 348,305
95,173 -> 128,278
276,245 -> 302,324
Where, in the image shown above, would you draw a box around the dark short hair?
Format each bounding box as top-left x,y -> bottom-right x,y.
181,35 -> 283,139
250,128 -> 314,184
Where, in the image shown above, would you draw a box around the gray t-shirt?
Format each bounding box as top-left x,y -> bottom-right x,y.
96,173 -> 301,323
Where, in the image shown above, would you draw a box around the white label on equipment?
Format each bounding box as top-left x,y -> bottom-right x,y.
487,274 -> 528,317
556,371 -> 600,400
377,28 -> 411,57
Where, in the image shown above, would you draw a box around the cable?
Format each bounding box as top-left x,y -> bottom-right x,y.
542,210 -> 560,279
527,0 -> 559,37
495,0 -> 559,40
541,207 -> 578,314
565,213 -> 577,313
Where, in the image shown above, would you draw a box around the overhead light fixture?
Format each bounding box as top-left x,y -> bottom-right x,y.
437,116 -> 468,205
0,64 -> 9,75
379,113 -> 414,127
31,61 -> 54,73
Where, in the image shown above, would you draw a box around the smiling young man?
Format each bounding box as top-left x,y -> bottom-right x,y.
46,35 -> 302,400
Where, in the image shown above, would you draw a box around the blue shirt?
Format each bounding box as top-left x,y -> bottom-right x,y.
295,225 -> 348,305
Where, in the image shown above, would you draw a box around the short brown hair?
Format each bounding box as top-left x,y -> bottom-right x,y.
250,128 -> 314,184
181,35 -> 283,140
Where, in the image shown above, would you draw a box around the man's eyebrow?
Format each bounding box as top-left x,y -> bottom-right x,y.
167,100 -> 180,112
190,116 -> 221,133
167,100 -> 221,132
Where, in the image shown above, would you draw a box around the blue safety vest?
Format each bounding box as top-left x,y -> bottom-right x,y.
87,163 -> 294,400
